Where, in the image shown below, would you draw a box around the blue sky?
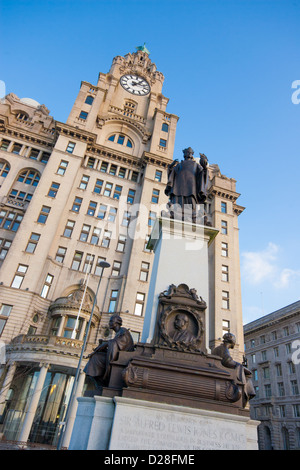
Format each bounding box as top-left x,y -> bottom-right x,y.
1,0 -> 300,324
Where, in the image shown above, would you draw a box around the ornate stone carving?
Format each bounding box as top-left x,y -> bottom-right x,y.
155,284 -> 206,353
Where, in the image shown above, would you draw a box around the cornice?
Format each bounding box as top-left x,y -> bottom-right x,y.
55,121 -> 97,144
85,142 -> 144,168
208,185 -> 241,201
0,117 -> 55,148
141,151 -> 173,168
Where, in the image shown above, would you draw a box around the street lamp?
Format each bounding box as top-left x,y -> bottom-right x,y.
56,261 -> 110,450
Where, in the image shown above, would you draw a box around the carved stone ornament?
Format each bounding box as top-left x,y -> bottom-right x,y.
122,363 -> 139,386
155,284 -> 206,353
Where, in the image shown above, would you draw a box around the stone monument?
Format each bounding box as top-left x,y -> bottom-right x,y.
69,148 -> 259,450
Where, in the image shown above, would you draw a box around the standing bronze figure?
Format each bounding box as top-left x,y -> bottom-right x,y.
165,147 -> 208,222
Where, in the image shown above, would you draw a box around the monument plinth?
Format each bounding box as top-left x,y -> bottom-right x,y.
69,147 -> 259,450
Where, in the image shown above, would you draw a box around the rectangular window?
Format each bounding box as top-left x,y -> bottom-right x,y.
108,290 -> 119,313
87,201 -> 97,216
41,152 -> 50,164
79,111 -> 88,120
100,161 -> 108,173
151,189 -> 159,204
25,233 -> 40,253
148,211 -> 156,227
79,224 -> 91,242
94,256 -> 107,276
103,182 -> 113,197
83,254 -> 95,273
222,291 -> 229,309
111,261 -> 122,277
71,197 -> 82,213
144,235 -> 151,252
108,207 -> 117,222
0,139 -> 11,151
101,230 -> 112,248
221,202 -> 227,213
118,167 -> 126,179
221,220 -> 228,235
71,251 -> 83,271
37,206 -> 51,224
222,320 -> 230,336
293,404 -> 300,418
41,274 -> 54,298
261,350 -> 267,361
109,164 -> 117,176
274,347 -> 279,358
283,326 -> 289,336
11,264 -> 28,289
289,361 -> 296,374
0,210 -> 23,232
113,185 -> 122,200
87,157 -> 95,169
57,160 -> 68,175
116,235 -> 126,252
55,246 -> 67,263
131,171 -> 138,182
94,179 -> 103,194
79,175 -> 89,190
263,367 -> 270,379
0,304 -> 12,335
221,242 -> 228,257
122,211 -> 131,227
63,220 -> 75,237
12,143 -> 22,154
278,382 -> 285,397
155,170 -> 162,182
221,265 -> 229,282
29,148 -> 40,160
90,227 -> 101,245
47,182 -> 60,198
276,363 -> 282,376
97,204 -> 107,220
291,380 -> 299,395
264,384 -> 272,398
159,139 -> 167,148
139,262 -> 150,282
66,142 -> 75,153
134,292 -> 145,316
0,238 -> 12,260
127,189 -> 135,204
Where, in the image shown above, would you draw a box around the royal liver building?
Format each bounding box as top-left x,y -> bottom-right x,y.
0,46 -> 245,447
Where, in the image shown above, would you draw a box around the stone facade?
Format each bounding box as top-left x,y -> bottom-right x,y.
244,301 -> 300,449
0,48 -> 245,447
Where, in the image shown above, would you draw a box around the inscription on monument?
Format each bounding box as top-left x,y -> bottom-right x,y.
109,405 -> 247,450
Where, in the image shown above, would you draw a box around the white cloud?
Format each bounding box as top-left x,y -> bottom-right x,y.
241,242 -> 279,284
241,242 -> 300,289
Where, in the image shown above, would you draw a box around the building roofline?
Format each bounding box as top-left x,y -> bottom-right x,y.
244,299 -> 300,334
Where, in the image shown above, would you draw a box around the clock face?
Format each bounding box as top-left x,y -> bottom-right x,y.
120,74 -> 150,96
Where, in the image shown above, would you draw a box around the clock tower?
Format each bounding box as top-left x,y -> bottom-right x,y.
66,46 -> 179,161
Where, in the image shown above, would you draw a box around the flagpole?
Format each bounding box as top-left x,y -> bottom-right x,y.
56,261 -> 110,450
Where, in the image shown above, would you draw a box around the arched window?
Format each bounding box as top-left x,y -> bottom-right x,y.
85,96 -> 94,105
17,169 -> 40,186
107,133 -> 133,148
162,122 -> 169,132
0,160 -> 10,178
16,111 -> 29,121
282,427 -> 290,450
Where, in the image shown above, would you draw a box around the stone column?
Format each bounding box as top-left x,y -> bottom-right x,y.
61,369 -> 86,449
0,361 -> 17,416
57,315 -> 66,337
18,363 -> 49,443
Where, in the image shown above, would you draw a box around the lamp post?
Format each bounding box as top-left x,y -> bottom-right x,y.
56,261 -> 110,450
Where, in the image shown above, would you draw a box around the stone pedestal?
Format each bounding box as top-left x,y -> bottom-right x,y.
69,396 -> 259,450
141,217 -> 218,351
